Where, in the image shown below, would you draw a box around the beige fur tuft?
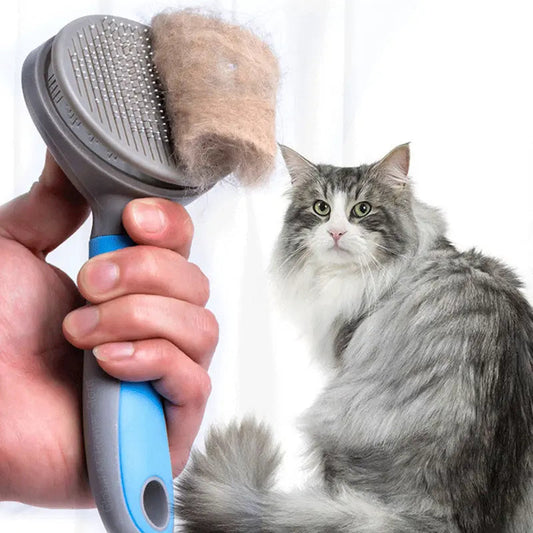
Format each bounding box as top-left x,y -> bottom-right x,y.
151,10 -> 279,189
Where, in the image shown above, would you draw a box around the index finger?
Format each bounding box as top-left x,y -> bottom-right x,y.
122,198 -> 194,258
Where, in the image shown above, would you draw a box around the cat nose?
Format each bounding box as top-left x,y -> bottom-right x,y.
329,230 -> 346,243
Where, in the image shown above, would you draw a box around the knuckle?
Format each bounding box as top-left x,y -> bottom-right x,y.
195,309 -> 219,352
134,246 -> 159,280
153,338 -> 174,362
124,295 -> 150,326
176,207 -> 194,247
191,369 -> 212,406
192,264 -> 210,305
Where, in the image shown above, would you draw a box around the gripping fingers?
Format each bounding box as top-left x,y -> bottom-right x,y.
77,245 -> 210,307
63,295 -> 219,369
122,198 -> 194,258
93,338 -> 212,476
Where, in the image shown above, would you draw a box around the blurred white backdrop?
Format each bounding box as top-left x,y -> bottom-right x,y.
1,0 -> 532,531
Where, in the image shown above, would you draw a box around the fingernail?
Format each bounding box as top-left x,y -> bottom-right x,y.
83,261 -> 119,293
64,306 -> 99,338
132,201 -> 166,233
93,342 -> 135,361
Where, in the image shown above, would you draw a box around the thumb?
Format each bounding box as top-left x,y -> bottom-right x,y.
0,150 -> 90,257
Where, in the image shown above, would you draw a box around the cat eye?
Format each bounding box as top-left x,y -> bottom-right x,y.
352,201 -> 372,218
313,200 -> 331,217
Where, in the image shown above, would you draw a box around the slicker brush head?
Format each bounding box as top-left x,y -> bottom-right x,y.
49,15 -> 194,189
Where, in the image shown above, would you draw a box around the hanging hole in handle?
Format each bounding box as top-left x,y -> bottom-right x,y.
141,477 -> 169,530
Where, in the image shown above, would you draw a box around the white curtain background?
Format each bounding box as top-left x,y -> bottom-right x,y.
1,0 -> 533,530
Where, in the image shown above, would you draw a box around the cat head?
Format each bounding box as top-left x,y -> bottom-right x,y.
275,144 -> 419,276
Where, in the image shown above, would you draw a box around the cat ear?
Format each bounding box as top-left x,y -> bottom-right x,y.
374,143 -> 410,188
279,144 -> 318,185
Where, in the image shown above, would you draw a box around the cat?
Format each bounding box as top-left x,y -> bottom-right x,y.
175,143 -> 533,532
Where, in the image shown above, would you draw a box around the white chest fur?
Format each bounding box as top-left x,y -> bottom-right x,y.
279,260 -> 370,369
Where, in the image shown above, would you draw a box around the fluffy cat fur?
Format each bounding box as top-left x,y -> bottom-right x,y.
175,144 -> 533,532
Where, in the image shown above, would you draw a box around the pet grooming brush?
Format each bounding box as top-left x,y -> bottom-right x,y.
22,11 -> 280,532
21,15 -> 210,533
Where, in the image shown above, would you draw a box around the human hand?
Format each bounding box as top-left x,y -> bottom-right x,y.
0,151 -> 217,508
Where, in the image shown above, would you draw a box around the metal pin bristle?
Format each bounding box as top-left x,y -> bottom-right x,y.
59,16 -> 173,168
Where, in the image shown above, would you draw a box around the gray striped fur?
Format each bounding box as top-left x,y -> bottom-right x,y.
175,144 -> 533,532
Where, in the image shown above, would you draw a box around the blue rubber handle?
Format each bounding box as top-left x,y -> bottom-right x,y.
88,234 -> 174,533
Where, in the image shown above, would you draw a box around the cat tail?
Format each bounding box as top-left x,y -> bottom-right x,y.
175,419 -> 451,533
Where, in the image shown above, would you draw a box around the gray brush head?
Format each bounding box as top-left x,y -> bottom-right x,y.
52,15 -> 180,186
22,14 -> 212,235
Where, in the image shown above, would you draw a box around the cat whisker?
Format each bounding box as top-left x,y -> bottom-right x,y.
355,253 -> 375,303
276,244 -> 311,280
362,254 -> 379,302
368,249 -> 412,295
366,253 -> 384,279
276,242 -> 309,272
373,242 -> 409,260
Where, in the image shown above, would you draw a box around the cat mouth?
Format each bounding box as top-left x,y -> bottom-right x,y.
329,244 -> 350,254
